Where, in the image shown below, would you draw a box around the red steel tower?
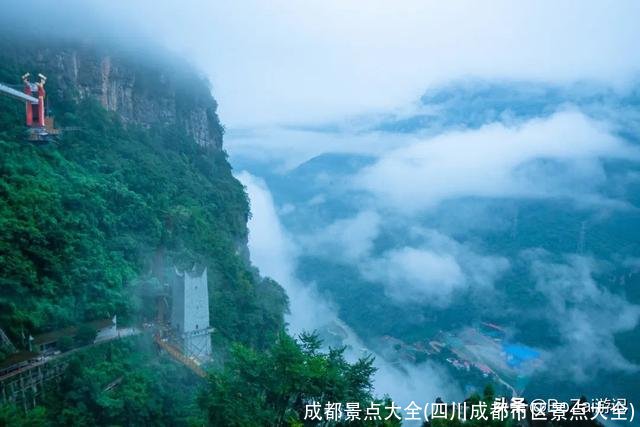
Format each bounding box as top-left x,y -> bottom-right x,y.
21,72 -> 46,127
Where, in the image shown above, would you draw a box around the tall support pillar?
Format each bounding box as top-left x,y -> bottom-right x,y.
38,365 -> 44,400
19,374 -> 26,413
36,81 -> 45,127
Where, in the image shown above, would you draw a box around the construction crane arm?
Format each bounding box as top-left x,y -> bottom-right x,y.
0,83 -> 38,104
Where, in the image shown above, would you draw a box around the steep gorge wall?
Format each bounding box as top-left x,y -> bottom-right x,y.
3,40 -> 224,149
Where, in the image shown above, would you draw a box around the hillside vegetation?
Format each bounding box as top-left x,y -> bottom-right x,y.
0,42 -> 286,348
0,38 -> 392,426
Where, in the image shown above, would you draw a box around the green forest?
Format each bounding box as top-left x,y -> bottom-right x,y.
0,37 -> 398,426
0,36 -> 610,426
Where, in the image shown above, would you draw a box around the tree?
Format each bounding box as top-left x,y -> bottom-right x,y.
0,403 -> 48,426
199,332 -> 398,427
75,325 -> 98,346
57,335 -> 74,352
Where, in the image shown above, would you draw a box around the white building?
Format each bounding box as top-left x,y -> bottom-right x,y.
170,266 -> 212,362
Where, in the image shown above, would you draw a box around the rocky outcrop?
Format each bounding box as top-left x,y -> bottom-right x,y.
29,45 -> 224,149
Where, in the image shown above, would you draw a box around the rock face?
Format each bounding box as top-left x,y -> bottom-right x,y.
30,45 -> 224,149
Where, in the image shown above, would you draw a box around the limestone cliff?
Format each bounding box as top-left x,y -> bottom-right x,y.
2,40 -> 224,149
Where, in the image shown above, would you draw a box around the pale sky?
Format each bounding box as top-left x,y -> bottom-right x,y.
97,1 -> 640,128
101,0 -> 640,389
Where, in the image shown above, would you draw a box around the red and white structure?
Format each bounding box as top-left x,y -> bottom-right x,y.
21,73 -> 46,127
0,73 -> 43,126
0,73 -> 58,141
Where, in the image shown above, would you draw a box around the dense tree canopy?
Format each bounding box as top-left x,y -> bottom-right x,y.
0,337 -> 205,426
0,92 -> 286,349
199,332 -> 400,427
0,40 -> 289,425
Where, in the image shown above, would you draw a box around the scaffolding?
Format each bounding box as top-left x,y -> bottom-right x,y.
0,357 -> 68,411
0,326 -> 139,411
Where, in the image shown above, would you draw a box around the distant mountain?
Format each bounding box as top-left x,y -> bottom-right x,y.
242,79 -> 640,406
374,79 -> 640,137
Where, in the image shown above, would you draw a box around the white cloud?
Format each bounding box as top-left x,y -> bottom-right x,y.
9,0 -> 640,403
363,229 -> 509,305
355,111 -> 638,212
238,171 -> 461,405
525,251 -> 640,382
299,210 -> 381,261
237,171 -> 334,333
302,213 -> 509,306
226,126 -> 409,171
373,359 -> 462,411
369,247 -> 465,303
96,1 -> 640,127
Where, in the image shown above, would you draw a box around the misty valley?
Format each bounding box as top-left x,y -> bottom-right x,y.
232,81 -> 640,408
1,2 -> 639,427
